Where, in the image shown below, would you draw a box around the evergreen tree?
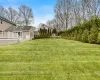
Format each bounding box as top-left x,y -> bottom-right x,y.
77,29 -> 83,41
88,25 -> 98,44
48,29 -> 52,36
97,32 -> 100,44
47,29 -> 50,34
39,28 -> 42,34
74,30 -> 78,40
82,29 -> 89,42
52,28 -> 57,34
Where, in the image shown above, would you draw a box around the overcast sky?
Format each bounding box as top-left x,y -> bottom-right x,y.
0,0 -> 56,27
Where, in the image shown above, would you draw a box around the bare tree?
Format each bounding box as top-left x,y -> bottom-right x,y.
46,19 -> 62,32
88,0 -> 100,17
5,7 -> 20,23
80,0 -> 100,20
54,0 -> 72,30
54,1 -> 64,29
38,23 -> 48,29
72,0 -> 80,25
19,5 -> 34,26
46,20 -> 55,31
0,5 -> 7,17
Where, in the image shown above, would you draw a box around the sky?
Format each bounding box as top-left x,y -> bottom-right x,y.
0,0 -> 56,27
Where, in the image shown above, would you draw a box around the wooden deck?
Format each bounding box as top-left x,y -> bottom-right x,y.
0,39 -> 19,45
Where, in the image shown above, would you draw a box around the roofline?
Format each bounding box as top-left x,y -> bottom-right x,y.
5,26 -> 34,32
0,16 -> 16,26
13,30 -> 30,32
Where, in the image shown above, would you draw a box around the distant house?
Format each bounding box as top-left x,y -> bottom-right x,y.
34,31 -> 39,35
0,16 -> 34,45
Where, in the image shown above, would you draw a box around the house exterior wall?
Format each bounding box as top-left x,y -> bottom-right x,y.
0,21 -> 15,31
22,27 -> 34,40
29,27 -> 34,39
0,32 -> 18,38
0,21 -> 34,45
23,31 -> 30,40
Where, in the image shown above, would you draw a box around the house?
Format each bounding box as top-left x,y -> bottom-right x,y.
0,16 -> 16,38
0,16 -> 34,45
0,16 -> 16,31
5,26 -> 34,41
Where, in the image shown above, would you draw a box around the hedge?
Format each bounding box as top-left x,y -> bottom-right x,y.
59,16 -> 100,44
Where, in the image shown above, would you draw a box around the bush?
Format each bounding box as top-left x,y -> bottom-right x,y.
58,16 -> 100,44
88,26 -> 98,44
74,30 -> 78,40
77,29 -> 83,41
52,28 -> 57,34
36,28 -> 52,39
97,33 -> 100,44
82,29 -> 89,43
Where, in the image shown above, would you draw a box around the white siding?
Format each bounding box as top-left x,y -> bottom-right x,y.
0,21 -> 15,31
29,27 -> 34,39
0,32 -> 18,39
23,31 -> 30,40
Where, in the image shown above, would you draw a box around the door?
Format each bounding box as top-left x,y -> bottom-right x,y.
18,32 -> 22,39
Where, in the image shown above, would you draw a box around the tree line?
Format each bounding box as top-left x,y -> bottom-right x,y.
37,0 -> 100,40
43,0 -> 100,44
45,0 -> 100,31
59,17 -> 100,44
35,27 -> 57,39
0,5 -> 34,26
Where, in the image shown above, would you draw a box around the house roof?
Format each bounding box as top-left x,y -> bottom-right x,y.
0,16 -> 16,26
5,26 -> 33,32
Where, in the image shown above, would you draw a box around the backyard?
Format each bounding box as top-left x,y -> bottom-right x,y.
0,39 -> 100,80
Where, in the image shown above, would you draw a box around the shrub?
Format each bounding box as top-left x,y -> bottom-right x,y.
82,29 -> 89,43
88,26 -> 98,44
58,16 -> 100,44
97,33 -> 100,44
77,29 -> 83,41
74,30 -> 78,40
52,28 -> 57,34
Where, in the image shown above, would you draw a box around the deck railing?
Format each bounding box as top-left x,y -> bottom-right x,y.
0,32 -> 18,39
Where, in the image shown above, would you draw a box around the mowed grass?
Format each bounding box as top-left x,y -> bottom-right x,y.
0,39 -> 100,80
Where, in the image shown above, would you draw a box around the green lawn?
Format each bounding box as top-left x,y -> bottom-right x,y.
0,39 -> 100,80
